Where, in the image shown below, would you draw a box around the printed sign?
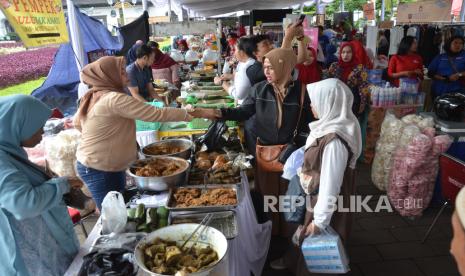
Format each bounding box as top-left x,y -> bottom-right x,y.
363,3 -> 375,20
0,0 -> 69,47
397,0 -> 453,23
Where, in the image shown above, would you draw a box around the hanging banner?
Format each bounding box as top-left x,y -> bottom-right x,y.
397,0 -> 453,23
0,0 -> 69,47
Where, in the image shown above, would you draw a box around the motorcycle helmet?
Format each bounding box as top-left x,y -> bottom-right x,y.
434,93 -> 465,122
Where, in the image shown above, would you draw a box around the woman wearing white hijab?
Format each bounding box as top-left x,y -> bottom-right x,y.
300,78 -> 362,237
272,78 -> 362,273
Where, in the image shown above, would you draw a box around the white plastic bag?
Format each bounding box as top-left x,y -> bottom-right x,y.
101,192 -> 128,235
282,147 -> 305,181
301,226 -> 350,274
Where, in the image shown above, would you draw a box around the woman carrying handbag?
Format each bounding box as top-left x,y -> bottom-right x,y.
192,47 -> 313,237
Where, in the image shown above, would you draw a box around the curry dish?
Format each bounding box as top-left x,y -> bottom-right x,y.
143,144 -> 187,156
173,188 -> 237,207
134,159 -> 185,177
142,238 -> 218,275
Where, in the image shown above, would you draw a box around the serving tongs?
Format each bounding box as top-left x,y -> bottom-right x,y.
180,213 -> 214,253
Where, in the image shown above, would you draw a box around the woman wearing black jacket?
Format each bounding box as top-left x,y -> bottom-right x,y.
193,48 -> 313,236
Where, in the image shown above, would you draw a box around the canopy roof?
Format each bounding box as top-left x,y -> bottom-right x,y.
175,0 -> 314,17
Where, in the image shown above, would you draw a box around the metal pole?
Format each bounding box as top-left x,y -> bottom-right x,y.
121,0 -> 126,25
217,19 -> 222,74
381,0 -> 385,21
460,0 -> 465,22
168,0 -> 172,22
340,0 -> 345,12
142,0 -> 147,11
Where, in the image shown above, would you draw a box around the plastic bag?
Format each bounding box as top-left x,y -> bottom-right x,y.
388,134 -> 452,217
282,146 -> 305,181
90,232 -> 147,253
196,120 -> 228,152
301,226 -> 350,274
283,175 -> 307,224
44,129 -> 81,177
102,192 -> 128,235
371,112 -> 405,191
78,248 -> 137,276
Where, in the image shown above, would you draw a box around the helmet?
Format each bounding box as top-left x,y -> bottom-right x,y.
434,93 -> 465,122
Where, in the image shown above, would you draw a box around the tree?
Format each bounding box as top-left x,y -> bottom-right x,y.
303,0 -> 418,21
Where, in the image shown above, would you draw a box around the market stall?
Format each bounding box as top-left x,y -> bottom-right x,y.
65,169 -> 271,276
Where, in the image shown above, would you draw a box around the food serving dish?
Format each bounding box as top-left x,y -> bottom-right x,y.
166,185 -> 240,212
142,139 -> 193,160
127,157 -> 190,192
169,211 -> 238,239
134,223 -> 228,276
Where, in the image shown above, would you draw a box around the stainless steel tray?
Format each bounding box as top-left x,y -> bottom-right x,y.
169,211 -> 238,239
166,184 -> 240,212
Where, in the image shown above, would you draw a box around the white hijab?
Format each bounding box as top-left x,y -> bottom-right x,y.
305,78 -> 362,169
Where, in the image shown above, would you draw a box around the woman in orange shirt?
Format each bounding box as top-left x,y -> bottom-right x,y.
388,36 -> 424,87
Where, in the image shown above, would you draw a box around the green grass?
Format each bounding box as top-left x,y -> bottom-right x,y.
0,77 -> 46,97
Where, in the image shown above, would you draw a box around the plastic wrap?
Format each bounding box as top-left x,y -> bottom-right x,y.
401,114 -> 421,126
371,112 -> 405,191
24,141 -> 46,167
185,50 -> 199,62
418,117 -> 435,129
170,50 -> 184,62
372,113 -> 439,192
399,125 -> 421,147
44,129 -> 81,177
388,134 -> 452,217
422,127 -> 436,139
301,226 -> 350,274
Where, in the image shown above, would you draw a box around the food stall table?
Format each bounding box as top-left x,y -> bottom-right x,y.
65,173 -> 271,276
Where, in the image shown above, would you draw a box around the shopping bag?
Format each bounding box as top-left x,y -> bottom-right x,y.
283,175 -> 306,224
102,191 -> 128,234
301,226 -> 350,274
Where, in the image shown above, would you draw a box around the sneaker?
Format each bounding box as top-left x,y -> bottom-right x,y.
270,257 -> 286,270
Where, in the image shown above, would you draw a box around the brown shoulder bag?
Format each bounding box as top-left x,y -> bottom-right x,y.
256,84 -> 306,172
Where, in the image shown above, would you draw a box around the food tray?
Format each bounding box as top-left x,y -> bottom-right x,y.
166,184 -> 240,212
169,211 -> 238,239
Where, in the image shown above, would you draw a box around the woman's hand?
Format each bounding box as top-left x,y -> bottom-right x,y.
285,21 -> 304,38
305,222 -> 321,237
414,69 -> 423,76
221,73 -> 233,81
449,73 -> 461,82
214,76 -> 222,85
67,177 -> 83,190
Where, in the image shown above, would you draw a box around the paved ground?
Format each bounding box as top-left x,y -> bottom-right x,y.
75,163 -> 459,276
262,163 -> 459,276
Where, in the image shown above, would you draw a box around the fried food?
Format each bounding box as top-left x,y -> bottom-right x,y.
134,159 -> 186,177
142,238 -> 218,275
173,188 -> 237,207
211,155 -> 227,170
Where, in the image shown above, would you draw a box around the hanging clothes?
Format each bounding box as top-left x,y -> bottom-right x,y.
419,26 -> 441,67
389,26 -> 405,56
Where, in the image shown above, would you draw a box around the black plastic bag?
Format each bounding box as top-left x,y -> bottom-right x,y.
434,93 -> 465,122
196,120 -> 229,151
78,248 -> 137,276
